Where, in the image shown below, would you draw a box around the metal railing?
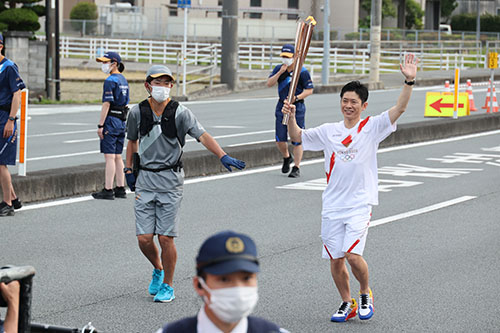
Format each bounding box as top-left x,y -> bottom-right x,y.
39,36 -> 491,88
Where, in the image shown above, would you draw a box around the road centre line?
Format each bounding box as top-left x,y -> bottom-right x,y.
64,138 -> 99,143
29,129 -> 95,138
370,196 -> 476,227
229,139 -> 275,147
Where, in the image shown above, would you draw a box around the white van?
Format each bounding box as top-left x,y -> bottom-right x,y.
439,24 -> 452,35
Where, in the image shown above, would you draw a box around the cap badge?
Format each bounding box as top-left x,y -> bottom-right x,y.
226,237 -> 245,253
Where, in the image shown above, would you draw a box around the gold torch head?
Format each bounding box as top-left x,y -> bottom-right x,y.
305,16 -> 317,26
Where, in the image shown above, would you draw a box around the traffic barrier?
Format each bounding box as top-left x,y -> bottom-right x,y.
18,89 -> 28,176
483,82 -> 498,113
491,89 -> 499,113
466,79 -> 477,111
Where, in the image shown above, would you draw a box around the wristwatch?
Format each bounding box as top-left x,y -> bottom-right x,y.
404,79 -> 416,86
123,167 -> 132,173
97,124 -> 104,128
8,116 -> 15,121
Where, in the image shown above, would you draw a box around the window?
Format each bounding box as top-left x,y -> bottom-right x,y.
249,0 -> 262,19
288,0 -> 298,20
218,0 -> 222,18
169,0 -> 178,16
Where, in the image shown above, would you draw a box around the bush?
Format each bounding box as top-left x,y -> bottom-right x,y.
70,2 -> 98,35
451,13 -> 500,32
24,4 -> 46,17
0,8 -> 40,32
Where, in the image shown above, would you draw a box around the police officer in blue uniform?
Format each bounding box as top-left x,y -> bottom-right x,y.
158,230 -> 289,333
92,51 -> 129,200
0,33 -> 25,216
267,44 -> 313,178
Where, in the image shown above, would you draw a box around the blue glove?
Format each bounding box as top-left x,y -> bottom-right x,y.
220,155 -> 246,172
125,173 -> 136,191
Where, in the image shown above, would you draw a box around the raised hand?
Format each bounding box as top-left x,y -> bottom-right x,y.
400,53 -> 419,81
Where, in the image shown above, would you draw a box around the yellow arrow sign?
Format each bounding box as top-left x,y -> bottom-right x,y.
425,92 -> 470,117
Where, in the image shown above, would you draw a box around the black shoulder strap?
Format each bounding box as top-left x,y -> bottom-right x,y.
162,316 -> 197,333
247,316 -> 281,333
160,99 -> 179,139
139,99 -> 154,137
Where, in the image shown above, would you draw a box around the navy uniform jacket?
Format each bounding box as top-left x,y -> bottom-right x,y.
162,315 -> 283,333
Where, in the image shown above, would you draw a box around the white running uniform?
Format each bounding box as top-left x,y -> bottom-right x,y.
301,111 -> 396,258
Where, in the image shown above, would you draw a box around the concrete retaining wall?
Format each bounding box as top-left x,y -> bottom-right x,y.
12,113 -> 500,204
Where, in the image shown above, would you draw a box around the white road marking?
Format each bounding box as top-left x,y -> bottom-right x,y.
17,130 -> 499,209
64,138 -> 99,144
58,122 -> 92,126
29,129 -> 95,138
229,139 -> 274,147
370,196 -> 476,227
212,125 -> 246,129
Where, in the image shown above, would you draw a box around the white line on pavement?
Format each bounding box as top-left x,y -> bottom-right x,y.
212,125 -> 246,129
370,196 -> 476,227
29,129 -> 95,138
64,138 -> 99,143
229,139 -> 275,147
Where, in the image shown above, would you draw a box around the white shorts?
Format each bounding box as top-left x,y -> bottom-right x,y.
321,205 -> 372,259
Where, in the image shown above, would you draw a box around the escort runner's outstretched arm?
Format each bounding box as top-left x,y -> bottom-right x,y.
387,53 -> 419,124
199,132 -> 246,172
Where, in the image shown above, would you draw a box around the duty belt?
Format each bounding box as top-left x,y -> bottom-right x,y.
139,161 -> 183,173
107,105 -> 129,121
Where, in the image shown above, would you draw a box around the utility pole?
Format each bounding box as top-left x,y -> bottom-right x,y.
321,0 -> 330,85
46,0 -> 60,100
369,0 -> 382,84
221,0 -> 238,90
476,0 -> 481,41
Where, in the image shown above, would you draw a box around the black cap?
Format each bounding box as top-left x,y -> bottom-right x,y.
196,231 -> 260,275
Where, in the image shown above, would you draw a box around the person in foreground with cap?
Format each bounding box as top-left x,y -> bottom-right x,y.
125,65 -> 246,303
282,52 -> 418,323
0,34 -> 25,216
266,43 -> 313,178
157,230 -> 288,333
92,51 -> 130,200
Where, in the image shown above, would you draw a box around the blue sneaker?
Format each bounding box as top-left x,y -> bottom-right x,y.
153,283 -> 175,303
358,288 -> 374,320
331,298 -> 358,322
148,269 -> 164,295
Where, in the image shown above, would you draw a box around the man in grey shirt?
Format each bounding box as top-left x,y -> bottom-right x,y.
124,65 -> 245,303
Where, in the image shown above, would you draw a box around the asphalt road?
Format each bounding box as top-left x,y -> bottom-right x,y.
1,130 -> 499,332
18,82 -> 490,173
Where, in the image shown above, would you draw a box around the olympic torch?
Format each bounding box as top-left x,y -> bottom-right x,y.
282,16 -> 317,125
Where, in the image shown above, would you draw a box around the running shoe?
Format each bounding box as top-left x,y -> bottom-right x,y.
153,283 -> 175,303
92,188 -> 114,200
331,298 -> 358,322
281,155 -> 293,173
113,186 -> 127,199
359,288 -> 374,320
288,166 -> 300,178
0,201 -> 14,217
12,198 -> 22,210
148,268 -> 164,295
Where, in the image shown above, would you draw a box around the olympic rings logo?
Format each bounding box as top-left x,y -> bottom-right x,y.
341,154 -> 355,162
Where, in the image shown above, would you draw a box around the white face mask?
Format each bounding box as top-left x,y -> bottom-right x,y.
199,278 -> 259,323
101,63 -> 111,74
282,57 -> 293,66
150,85 -> 170,103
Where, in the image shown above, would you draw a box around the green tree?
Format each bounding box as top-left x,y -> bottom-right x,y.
70,1 -> 98,36
405,0 -> 424,29
440,0 -> 458,23
359,0 -> 397,28
0,7 -> 40,31
0,0 -> 44,33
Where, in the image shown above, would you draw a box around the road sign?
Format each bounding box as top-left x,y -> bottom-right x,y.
425,92 -> 470,117
487,52 -> 498,69
177,0 -> 191,8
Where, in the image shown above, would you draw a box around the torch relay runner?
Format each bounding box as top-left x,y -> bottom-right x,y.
282,52 -> 418,322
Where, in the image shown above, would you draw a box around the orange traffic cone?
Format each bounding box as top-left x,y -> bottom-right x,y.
444,80 -> 451,93
482,80 -> 491,110
466,79 -> 477,111
491,87 -> 499,113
